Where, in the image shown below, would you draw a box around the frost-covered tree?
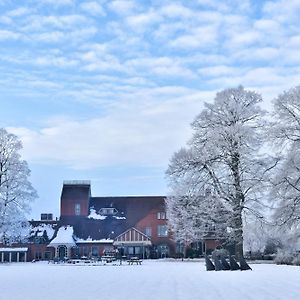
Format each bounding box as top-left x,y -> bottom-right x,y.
166,86 -> 274,258
0,128 -> 37,244
166,175 -> 229,247
270,86 -> 300,228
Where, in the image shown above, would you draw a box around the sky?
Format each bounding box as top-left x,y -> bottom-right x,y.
1,0 -> 300,219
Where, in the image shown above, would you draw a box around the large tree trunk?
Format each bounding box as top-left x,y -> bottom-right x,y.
233,207 -> 244,259
232,148 -> 244,259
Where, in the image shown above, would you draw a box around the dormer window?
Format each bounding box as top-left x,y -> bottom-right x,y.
99,207 -> 118,215
157,212 -> 166,220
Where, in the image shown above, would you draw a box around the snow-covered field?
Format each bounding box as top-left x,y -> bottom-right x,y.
1,260 -> 299,300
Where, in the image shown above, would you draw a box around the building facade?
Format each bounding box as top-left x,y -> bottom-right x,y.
0,180 -> 218,262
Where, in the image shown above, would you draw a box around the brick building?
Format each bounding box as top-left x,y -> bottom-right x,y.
0,180 -> 219,262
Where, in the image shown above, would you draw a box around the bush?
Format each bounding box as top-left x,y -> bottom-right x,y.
264,238 -> 282,255
292,253 -> 300,266
212,248 -> 229,260
245,251 -> 263,260
274,250 -> 294,265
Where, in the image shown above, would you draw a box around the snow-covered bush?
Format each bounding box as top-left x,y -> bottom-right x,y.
264,238 -> 282,255
292,253 -> 300,266
274,250 -> 294,265
212,248 -> 229,260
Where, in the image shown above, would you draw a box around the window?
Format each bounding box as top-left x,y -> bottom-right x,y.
157,212 -> 166,220
157,225 -> 168,237
128,247 -> 134,255
75,203 -> 81,216
81,246 -> 89,257
145,227 -> 152,237
41,213 -> 53,221
35,252 -> 42,260
92,246 -> 99,257
44,251 -> 51,260
157,244 -> 169,258
99,208 -> 118,215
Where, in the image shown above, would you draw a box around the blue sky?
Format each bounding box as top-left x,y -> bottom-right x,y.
1,0 -> 300,219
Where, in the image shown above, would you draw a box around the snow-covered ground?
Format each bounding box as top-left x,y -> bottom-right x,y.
1,260 -> 299,300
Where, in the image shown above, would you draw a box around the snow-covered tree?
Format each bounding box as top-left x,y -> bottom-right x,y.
166,86 -> 274,258
166,175 -> 229,247
270,86 -> 300,228
0,128 -> 37,244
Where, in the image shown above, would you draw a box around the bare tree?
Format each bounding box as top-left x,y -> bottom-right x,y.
0,128 -> 37,244
166,86 -> 274,258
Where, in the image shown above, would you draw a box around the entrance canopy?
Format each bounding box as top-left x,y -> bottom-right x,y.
113,227 -> 152,246
49,226 -> 76,247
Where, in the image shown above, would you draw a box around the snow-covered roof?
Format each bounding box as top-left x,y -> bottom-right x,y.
87,208 -> 107,220
76,237 -> 114,244
49,226 -> 76,246
0,248 -> 28,252
113,216 -> 126,220
30,224 -> 56,239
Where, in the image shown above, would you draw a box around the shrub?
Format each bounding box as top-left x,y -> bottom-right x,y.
274,250 -> 294,265
212,248 -> 229,260
292,253 -> 300,266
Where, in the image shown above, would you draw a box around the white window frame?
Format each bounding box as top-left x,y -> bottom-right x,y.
145,227 -> 152,237
157,225 -> 168,237
157,212 -> 166,220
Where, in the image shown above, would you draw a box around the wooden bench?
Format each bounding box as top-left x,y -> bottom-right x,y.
127,257 -> 142,265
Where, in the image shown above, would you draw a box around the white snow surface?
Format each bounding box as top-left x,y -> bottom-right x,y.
49,226 -> 76,246
1,260 -> 300,300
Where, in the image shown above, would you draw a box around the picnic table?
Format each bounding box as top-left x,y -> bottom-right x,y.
101,255 -> 116,263
127,257 -> 142,265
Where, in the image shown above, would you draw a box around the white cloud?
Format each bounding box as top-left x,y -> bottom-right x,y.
125,56 -> 196,78
29,26 -> 97,43
23,14 -> 91,31
263,0 -> 300,23
233,47 -> 280,62
126,11 -> 162,29
198,65 -> 239,77
7,7 -> 31,17
32,31 -> 65,43
8,87 -> 211,169
169,26 -> 218,49
80,2 -> 106,17
35,55 -> 78,68
159,3 -> 194,19
39,0 -> 74,6
0,15 -> 11,24
0,29 -> 20,40
227,30 -> 262,47
108,0 -> 136,15
1,0 -> 300,176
